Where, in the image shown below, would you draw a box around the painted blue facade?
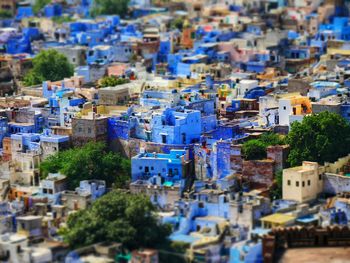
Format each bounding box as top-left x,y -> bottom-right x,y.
244,87 -> 266,99
5,35 -> 31,54
284,47 -> 310,59
11,131 -> 69,151
16,7 -> 33,20
44,4 -> 63,17
0,117 -> 8,147
158,39 -> 171,63
8,110 -> 44,134
87,45 -> 117,65
341,104 -> 350,122
318,17 -> 350,41
108,116 -> 130,140
131,149 -> 188,183
11,133 -> 41,152
151,109 -> 201,144
215,140 -> 232,179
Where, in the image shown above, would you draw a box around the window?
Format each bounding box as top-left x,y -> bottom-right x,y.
161,134 -> 166,144
319,174 -> 322,180
287,180 -> 291,186
151,166 -> 154,170
139,166 -> 142,170
302,181 -> 305,187
87,127 -> 91,134
308,180 -> 311,186
296,181 -> 299,187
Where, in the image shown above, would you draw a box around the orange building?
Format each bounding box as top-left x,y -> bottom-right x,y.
2,137 -> 11,161
181,27 -> 196,49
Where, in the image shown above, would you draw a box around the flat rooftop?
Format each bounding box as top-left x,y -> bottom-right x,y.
278,247 -> 350,263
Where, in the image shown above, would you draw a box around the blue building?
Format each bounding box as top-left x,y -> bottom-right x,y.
86,45 -> 117,65
151,109 -> 201,144
5,35 -> 32,54
10,133 -> 41,153
0,117 -> 8,148
341,103 -> 350,122
308,81 -> 339,100
8,109 -> 44,134
44,4 -> 63,17
16,7 -> 33,20
131,149 -> 190,184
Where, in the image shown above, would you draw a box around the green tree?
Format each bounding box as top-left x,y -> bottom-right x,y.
24,49 -> 74,86
91,0 -> 130,17
270,170 -> 283,200
287,111 -> 350,167
0,10 -> 12,18
171,17 -> 184,30
40,142 -> 130,189
99,75 -> 130,88
242,132 -> 286,160
60,190 -> 171,249
258,132 -> 285,146
242,140 -> 267,160
33,0 -> 51,14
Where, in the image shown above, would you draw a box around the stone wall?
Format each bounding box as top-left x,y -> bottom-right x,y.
324,154 -> 350,174
230,145 -> 243,173
323,173 -> 350,195
312,103 -> 341,115
267,145 -> 290,172
242,160 -> 275,188
285,79 -> 310,96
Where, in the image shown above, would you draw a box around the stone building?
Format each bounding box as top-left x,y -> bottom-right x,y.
71,112 -> 108,147
323,154 -> 350,195
283,162 -> 324,203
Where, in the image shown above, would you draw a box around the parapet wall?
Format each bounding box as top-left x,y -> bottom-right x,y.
324,154 -> 350,174
263,226 -> 350,263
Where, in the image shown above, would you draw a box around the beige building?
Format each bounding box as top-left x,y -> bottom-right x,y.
98,85 -> 130,106
283,161 -> 324,203
71,112 -> 108,147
